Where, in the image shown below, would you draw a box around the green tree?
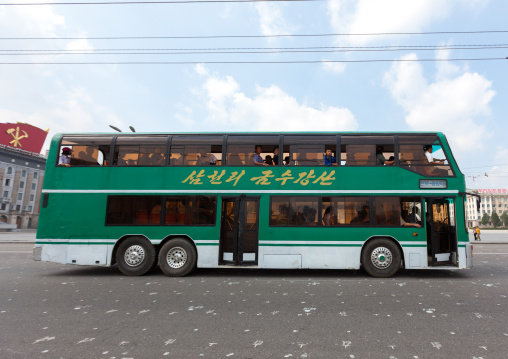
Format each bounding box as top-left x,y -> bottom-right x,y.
491,212 -> 501,228
502,211 -> 508,227
481,213 -> 490,225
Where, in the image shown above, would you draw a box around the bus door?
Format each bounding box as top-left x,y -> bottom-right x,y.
219,196 -> 260,266
425,198 -> 458,266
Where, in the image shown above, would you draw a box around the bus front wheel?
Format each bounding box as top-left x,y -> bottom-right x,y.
159,238 -> 197,277
116,236 -> 156,276
361,239 -> 401,278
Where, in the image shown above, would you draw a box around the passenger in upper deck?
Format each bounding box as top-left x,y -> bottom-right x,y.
58,147 -> 72,167
196,148 -> 217,166
376,146 -> 394,166
424,145 -> 446,165
253,145 -> 268,166
324,148 -> 338,166
150,147 -> 166,166
272,147 -> 279,165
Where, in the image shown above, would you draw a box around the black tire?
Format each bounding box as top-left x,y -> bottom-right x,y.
116,236 -> 156,276
158,238 -> 197,277
361,239 -> 401,278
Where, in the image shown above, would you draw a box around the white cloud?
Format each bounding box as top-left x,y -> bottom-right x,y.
66,38 -> 94,53
194,66 -> 358,131
383,53 -> 495,153
322,60 -> 347,74
327,0 -> 489,45
0,87 -> 121,153
0,1 -> 65,37
254,3 -> 293,36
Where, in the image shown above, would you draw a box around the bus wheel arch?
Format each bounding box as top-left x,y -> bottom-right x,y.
158,236 -> 197,277
361,237 -> 403,278
114,235 -> 156,276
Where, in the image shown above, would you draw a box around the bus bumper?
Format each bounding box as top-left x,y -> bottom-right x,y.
465,243 -> 473,269
33,246 -> 42,261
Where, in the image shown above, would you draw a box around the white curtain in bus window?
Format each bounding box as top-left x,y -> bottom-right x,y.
398,135 -> 451,176
60,136 -> 113,166
284,135 -> 336,166
170,135 -> 223,166
226,135 -> 278,166
114,136 -> 169,166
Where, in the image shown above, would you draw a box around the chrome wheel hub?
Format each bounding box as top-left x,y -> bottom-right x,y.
371,247 -> 393,269
124,245 -> 145,267
166,247 -> 187,269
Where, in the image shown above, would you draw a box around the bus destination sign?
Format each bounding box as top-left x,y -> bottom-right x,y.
419,179 -> 447,189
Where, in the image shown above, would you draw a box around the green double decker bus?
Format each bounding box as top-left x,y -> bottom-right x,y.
34,132 -> 473,277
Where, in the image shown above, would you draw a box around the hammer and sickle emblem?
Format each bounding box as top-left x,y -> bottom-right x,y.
6,127 -> 29,148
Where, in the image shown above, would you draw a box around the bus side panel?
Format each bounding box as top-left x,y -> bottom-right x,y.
196,245 -> 219,268
258,246 -> 361,270
402,247 -> 428,269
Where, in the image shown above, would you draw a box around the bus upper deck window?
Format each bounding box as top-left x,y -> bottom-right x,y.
114,135 -> 169,166
171,135 -> 223,166
284,135 -> 336,166
226,135 -> 278,166
340,135 -> 394,166
398,135 -> 452,177
59,136 -> 113,166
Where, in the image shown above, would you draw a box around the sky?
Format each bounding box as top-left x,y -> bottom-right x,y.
0,0 -> 507,190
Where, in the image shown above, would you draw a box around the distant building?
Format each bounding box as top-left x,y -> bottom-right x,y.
466,188 -> 508,227
0,144 -> 46,229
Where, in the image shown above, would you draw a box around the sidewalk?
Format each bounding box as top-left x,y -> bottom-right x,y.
0,231 -> 36,243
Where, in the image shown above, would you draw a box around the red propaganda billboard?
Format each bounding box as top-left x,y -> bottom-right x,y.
0,122 -> 48,154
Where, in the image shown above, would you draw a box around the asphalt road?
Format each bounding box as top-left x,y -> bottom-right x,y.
0,243 -> 507,359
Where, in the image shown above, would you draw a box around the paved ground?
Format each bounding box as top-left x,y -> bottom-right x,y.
0,242 -> 507,358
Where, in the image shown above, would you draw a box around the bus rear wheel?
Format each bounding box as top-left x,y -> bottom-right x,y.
362,239 -> 401,278
158,238 -> 197,277
116,236 -> 155,276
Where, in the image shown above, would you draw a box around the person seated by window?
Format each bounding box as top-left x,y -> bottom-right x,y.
423,145 -> 449,176
253,145 -> 268,166
273,147 -> 279,165
351,205 -> 369,224
58,147 -> 72,167
401,215 -> 421,227
83,147 -> 99,165
150,148 -> 166,166
138,153 -> 151,166
265,155 -> 274,166
293,206 -> 306,225
322,206 -> 337,226
284,156 -> 290,166
276,205 -> 289,224
196,148 -> 217,166
408,207 -> 421,224
323,148 -> 338,166
376,146 -> 394,165
423,145 -> 445,165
